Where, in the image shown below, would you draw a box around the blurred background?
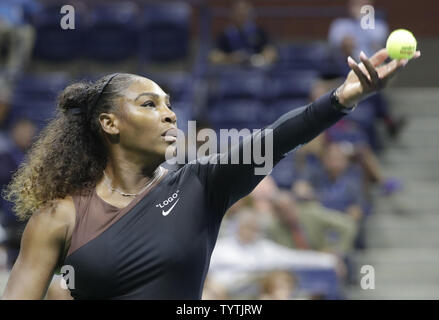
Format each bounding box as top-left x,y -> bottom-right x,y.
0,0 -> 438,299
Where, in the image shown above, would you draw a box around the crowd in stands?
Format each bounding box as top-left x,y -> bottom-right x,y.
0,0 -> 406,299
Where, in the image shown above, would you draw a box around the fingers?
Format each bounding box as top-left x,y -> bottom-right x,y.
348,51 -> 388,91
359,51 -> 380,84
347,56 -> 370,87
399,59 -> 409,68
378,58 -> 404,79
368,48 -> 389,67
368,48 -> 420,67
347,49 -> 421,95
377,49 -> 421,78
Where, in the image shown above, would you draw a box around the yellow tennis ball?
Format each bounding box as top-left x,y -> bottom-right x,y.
386,29 -> 417,60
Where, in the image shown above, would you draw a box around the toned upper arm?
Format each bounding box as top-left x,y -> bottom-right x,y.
1,197 -> 75,300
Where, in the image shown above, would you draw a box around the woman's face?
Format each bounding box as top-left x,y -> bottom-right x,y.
104,76 -> 178,162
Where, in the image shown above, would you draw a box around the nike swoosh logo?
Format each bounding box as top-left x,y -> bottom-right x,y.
162,198 -> 180,216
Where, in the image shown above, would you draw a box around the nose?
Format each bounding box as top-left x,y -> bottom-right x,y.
161,106 -> 177,124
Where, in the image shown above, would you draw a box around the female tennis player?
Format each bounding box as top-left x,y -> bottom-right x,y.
1,49 -> 419,299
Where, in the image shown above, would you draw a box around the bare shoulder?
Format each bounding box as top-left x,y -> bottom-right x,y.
25,196 -> 76,245
46,196 -> 76,228
2,196 -> 77,299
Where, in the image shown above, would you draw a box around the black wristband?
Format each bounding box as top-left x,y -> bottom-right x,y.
330,89 -> 356,114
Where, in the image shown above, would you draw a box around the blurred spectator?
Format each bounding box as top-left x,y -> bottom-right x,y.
202,276 -> 229,300
208,209 -> 338,297
327,126 -> 403,197
209,0 -> 277,68
328,0 -> 388,64
311,79 -> 403,197
295,142 -> 363,219
0,117 -> 37,269
0,0 -> 38,80
327,1 -> 407,140
249,176 -> 308,250
292,139 -> 359,255
258,269 -> 313,300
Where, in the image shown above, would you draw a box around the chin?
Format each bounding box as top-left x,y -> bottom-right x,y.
161,143 -> 177,161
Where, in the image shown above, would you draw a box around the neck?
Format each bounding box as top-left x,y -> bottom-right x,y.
103,148 -> 164,194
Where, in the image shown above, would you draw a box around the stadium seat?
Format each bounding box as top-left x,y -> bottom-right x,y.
139,3 -> 191,62
171,101 -> 193,134
269,152 -> 297,189
208,99 -> 263,131
209,70 -> 265,103
13,72 -> 70,101
274,43 -> 330,73
32,5 -> 85,61
266,70 -> 318,101
143,71 -> 194,102
11,99 -> 56,129
86,2 -> 139,61
11,73 -> 70,128
293,268 -> 341,299
345,98 -> 378,129
262,99 -> 309,124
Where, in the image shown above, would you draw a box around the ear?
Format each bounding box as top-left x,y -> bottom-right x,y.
99,113 -> 120,135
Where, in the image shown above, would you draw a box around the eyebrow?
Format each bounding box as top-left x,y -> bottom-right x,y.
134,92 -> 170,102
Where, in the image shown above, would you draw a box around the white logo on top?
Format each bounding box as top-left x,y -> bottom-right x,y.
156,190 -> 180,216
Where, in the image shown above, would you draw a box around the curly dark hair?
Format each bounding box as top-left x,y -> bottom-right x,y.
2,73 -> 138,220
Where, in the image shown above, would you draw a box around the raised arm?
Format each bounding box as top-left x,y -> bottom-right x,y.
1,198 -> 75,300
192,49 -> 420,220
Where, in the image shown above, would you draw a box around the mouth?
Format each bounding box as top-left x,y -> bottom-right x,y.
162,127 -> 178,143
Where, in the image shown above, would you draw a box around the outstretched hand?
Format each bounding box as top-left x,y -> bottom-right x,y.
336,49 -> 421,108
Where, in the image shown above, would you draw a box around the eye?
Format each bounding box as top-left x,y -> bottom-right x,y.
167,104 -> 173,110
141,101 -> 155,108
